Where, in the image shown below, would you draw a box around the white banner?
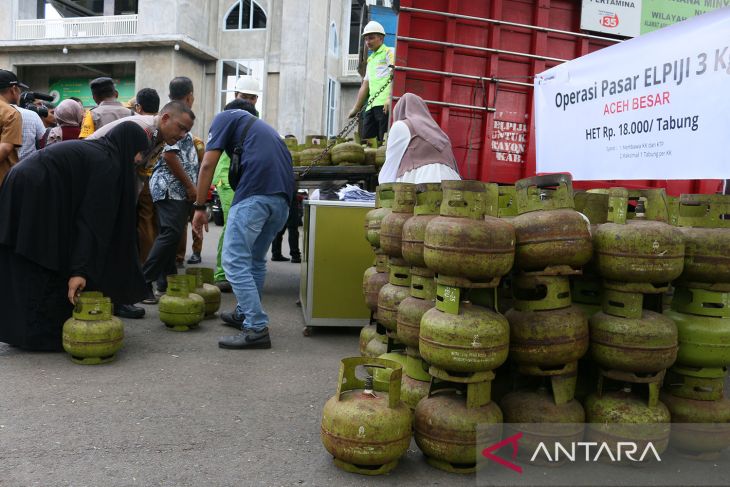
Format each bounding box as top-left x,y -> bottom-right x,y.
535,8 -> 730,180
580,0 -> 642,37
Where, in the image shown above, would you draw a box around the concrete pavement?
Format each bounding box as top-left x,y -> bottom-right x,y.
0,224 -> 476,487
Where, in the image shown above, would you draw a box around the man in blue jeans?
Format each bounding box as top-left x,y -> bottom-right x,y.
192,108 -> 294,349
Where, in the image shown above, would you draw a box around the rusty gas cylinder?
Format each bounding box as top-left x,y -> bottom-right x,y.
501,387 -> 585,466
363,252 -> 389,312
380,183 -> 416,258
365,184 -> 395,248
359,325 -> 378,356
396,267 -> 436,349
321,357 -> 412,475
585,386 -> 671,461
400,348 -> 431,411
505,275 -> 589,370
594,188 -> 684,284
675,194 -> 730,285
661,391 -> 730,460
420,298 -> 510,376
511,174 -> 592,273
331,140 -> 366,165
401,183 -> 442,267
423,180 -> 514,283
376,259 -> 411,332
415,380 -> 502,473
590,289 -> 677,374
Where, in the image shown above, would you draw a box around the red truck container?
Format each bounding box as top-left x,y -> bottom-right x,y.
393,0 -> 722,195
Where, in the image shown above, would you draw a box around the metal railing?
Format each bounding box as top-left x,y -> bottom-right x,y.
343,54 -> 360,77
15,14 -> 138,40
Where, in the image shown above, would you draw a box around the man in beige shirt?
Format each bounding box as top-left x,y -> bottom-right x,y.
0,70 -> 24,187
79,77 -> 132,138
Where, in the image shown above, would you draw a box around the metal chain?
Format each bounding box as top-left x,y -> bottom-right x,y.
300,69 -> 394,177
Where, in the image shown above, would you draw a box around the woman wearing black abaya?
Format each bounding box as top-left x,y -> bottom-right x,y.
0,122 -> 150,351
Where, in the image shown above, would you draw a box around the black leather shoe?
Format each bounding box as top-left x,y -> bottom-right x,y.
114,304 -> 145,319
218,329 -> 271,349
214,280 -> 232,293
220,310 -> 245,327
187,253 -> 202,264
271,254 -> 289,262
290,255 -> 301,264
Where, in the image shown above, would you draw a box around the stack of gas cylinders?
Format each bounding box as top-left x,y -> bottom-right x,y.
321,175 -> 730,476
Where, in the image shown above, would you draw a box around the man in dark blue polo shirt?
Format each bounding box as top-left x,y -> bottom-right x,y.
192,109 -> 294,349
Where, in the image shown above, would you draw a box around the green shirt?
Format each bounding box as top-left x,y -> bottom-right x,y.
365,43 -> 395,108
213,152 -> 231,189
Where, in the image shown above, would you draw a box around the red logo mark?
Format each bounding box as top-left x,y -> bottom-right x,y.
600,14 -> 619,28
481,432 -> 523,474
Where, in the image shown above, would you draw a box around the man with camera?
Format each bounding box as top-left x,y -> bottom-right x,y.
0,70 -> 24,187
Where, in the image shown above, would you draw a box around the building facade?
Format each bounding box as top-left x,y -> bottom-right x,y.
0,0 -> 379,141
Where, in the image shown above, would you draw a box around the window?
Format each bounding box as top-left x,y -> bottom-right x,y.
219,59 -> 265,113
348,0 -> 362,55
225,0 -> 267,30
329,22 -> 339,57
326,78 -> 339,137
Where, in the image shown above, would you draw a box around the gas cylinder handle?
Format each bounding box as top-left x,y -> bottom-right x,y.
606,187 -> 629,224
626,189 -> 669,223
515,174 -> 574,214
336,357 -> 403,408
677,194 -> 730,228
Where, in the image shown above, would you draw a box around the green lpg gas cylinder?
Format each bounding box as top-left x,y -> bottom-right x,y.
365,184 -> 395,248
363,253 -> 389,312
321,357 -> 412,475
420,300 -> 509,375
159,274 -> 205,331
511,174 -> 592,273
380,183 -> 416,258
660,390 -> 730,460
396,267 -> 436,349
400,349 -> 431,411
675,194 -> 730,284
331,140 -> 366,165
585,387 -> 671,461
501,387 -> 585,466
594,188 -> 684,284
62,292 -> 123,365
186,267 -> 221,317
505,275 -> 589,370
401,183 -> 442,268
415,380 -> 502,473
376,260 -> 411,333
664,287 -> 730,369
423,180 -> 514,284
590,290 -> 678,374
359,325 -> 378,356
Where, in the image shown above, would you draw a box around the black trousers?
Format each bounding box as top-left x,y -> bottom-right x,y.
271,194 -> 301,258
143,199 -> 191,289
362,105 -> 388,142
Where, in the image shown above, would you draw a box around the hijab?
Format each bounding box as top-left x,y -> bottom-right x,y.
0,121 -> 150,304
46,99 -> 85,146
391,93 -> 459,178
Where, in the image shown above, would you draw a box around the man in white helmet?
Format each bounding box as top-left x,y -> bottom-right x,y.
347,20 -> 394,143
234,75 -> 261,106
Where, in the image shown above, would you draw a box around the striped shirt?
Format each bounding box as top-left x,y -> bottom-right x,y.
15,106 -> 45,160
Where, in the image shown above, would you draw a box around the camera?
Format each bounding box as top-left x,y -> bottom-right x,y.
19,91 -> 54,119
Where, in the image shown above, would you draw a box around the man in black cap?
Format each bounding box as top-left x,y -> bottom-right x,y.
0,69 -> 25,187
79,76 -> 131,138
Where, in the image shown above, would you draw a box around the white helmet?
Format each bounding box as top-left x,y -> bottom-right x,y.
234,75 -> 261,96
362,20 -> 385,37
